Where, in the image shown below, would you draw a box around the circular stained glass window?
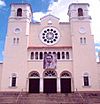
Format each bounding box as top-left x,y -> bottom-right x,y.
39,27 -> 60,45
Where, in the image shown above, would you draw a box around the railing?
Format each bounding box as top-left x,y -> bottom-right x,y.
16,89 -> 23,104
76,90 -> 87,104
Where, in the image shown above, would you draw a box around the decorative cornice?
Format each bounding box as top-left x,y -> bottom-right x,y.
27,46 -> 72,49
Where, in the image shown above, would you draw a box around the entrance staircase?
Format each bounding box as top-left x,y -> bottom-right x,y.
0,92 -> 100,104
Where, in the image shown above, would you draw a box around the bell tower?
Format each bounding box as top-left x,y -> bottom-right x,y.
9,3 -> 32,22
68,3 -> 91,20
1,3 -> 32,91
68,3 -> 91,35
68,3 -> 99,91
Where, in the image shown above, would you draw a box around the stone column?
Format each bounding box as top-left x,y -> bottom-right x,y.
40,78 -> 43,92
57,77 -> 60,92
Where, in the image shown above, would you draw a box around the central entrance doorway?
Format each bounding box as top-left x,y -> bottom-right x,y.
44,78 -> 57,93
28,71 -> 40,93
43,70 -> 57,93
60,71 -> 72,93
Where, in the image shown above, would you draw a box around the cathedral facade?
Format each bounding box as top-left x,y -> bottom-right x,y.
0,3 -> 100,93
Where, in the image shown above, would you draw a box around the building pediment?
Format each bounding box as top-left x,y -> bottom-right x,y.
40,14 -> 60,25
40,14 -> 59,21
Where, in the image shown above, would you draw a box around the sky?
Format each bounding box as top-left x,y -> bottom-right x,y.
0,0 -> 100,62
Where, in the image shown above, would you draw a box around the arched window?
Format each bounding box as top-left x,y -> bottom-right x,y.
53,52 -> 56,55
66,52 -> 69,59
29,71 -> 40,78
17,8 -> 22,16
62,52 -> 65,59
48,52 -> 51,54
17,38 -> 19,44
40,52 -> 43,59
44,52 -> 47,56
44,52 -> 47,59
11,73 -> 17,87
43,70 -> 57,77
30,52 -> 34,59
13,38 -> 16,44
80,37 -> 83,44
57,52 -> 60,59
53,52 -> 56,58
35,52 -> 38,59
60,71 -> 71,78
80,37 -> 86,44
83,73 -> 90,86
84,37 -> 86,44
13,38 -> 19,45
78,8 -> 83,16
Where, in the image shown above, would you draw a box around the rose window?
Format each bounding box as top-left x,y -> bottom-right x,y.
39,27 -> 60,45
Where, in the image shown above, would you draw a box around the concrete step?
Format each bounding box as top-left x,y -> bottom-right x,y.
0,92 -> 100,104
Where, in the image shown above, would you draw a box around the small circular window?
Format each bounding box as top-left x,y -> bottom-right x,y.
79,27 -> 86,34
39,27 -> 60,45
14,28 -> 20,33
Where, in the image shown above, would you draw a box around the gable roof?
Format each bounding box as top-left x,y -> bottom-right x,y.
40,14 -> 60,21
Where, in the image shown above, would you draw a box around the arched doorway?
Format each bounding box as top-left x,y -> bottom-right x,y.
43,70 -> 57,93
60,71 -> 72,93
28,71 -> 40,93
